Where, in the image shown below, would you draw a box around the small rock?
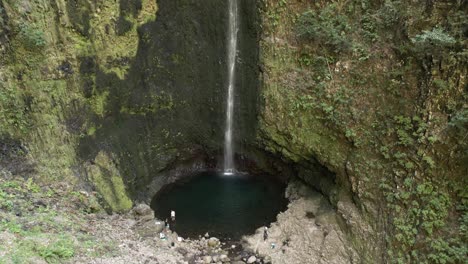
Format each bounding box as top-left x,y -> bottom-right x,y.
202,255 -> 212,263
185,253 -> 195,261
207,237 -> 220,247
263,256 -> 272,263
175,247 -> 188,255
33,199 -> 47,207
220,254 -> 230,262
204,232 -> 210,238
247,256 -> 256,264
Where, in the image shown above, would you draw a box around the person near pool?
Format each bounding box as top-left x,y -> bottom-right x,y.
264,226 -> 268,241
171,210 -> 176,221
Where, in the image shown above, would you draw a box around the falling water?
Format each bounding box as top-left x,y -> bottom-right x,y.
223,0 -> 238,175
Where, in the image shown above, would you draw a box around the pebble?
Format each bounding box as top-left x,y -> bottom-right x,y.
247,256 -> 256,264
220,254 -> 230,262
203,255 -> 212,263
207,237 -> 220,247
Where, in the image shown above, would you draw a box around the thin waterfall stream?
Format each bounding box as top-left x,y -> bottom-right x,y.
150,0 -> 289,240
223,0 -> 238,175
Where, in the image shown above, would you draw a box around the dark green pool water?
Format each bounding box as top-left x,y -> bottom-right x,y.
150,171 -> 288,239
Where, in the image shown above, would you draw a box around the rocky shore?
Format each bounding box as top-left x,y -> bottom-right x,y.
1,178 -> 355,264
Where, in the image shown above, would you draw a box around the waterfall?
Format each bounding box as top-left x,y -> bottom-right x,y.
223,0 -> 238,175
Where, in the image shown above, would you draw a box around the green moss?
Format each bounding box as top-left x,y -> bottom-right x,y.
86,151 -> 132,212
87,126 -> 97,136
89,91 -> 110,117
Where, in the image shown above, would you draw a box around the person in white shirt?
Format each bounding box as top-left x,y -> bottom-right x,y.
171,210 -> 176,221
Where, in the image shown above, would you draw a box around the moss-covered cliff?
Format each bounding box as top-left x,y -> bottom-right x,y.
257,0 -> 467,263
0,0 -> 260,210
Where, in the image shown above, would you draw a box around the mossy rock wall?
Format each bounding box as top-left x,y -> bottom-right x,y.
0,0 -> 260,208
257,0 -> 467,262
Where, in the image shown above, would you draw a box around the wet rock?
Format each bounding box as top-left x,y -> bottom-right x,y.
207,237 -> 220,247
247,256 -> 256,263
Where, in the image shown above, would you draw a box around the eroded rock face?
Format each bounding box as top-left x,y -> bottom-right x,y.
243,180 -> 360,264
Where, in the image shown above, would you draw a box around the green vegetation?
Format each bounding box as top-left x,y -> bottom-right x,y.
376,112 -> 467,263
18,23 -> 46,49
0,84 -> 28,135
86,151 -> 133,212
38,236 -> 75,263
0,178 -> 113,263
296,5 -> 351,54
412,28 -> 456,46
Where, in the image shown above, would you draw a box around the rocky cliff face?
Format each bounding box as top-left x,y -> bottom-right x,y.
257,0 -> 467,262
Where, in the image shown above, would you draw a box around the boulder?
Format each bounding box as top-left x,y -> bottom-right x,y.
134,220 -> 164,238
133,204 -> 153,216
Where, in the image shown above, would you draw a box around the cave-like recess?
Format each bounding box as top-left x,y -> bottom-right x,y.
76,0 -> 261,201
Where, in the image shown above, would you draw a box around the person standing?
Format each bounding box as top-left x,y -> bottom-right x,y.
263,227 -> 268,241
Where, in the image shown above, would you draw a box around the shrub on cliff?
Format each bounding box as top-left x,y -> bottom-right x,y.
18,23 -> 46,49
296,5 -> 351,54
